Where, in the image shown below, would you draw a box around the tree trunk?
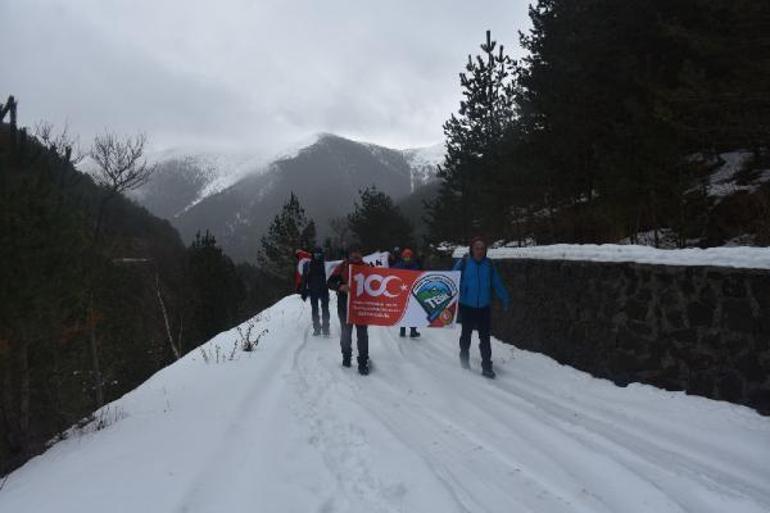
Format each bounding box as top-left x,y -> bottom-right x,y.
155,274 -> 180,360
88,298 -> 104,408
17,334 -> 30,449
1,346 -> 16,457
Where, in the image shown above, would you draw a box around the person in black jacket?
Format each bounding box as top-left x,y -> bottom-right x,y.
301,247 -> 330,336
327,246 -> 370,375
392,248 -> 421,338
388,246 -> 401,267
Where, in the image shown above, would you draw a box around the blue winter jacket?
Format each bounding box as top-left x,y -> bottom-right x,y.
453,256 -> 511,309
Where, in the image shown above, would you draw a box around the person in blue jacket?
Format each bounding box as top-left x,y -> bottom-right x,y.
452,236 -> 510,378
392,248 -> 421,338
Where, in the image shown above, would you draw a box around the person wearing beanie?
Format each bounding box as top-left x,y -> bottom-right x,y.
392,247 -> 422,338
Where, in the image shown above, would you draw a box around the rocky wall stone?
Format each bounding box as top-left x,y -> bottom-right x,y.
490,259 -> 770,415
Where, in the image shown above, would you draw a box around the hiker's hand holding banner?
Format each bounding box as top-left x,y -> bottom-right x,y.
347,265 -> 461,327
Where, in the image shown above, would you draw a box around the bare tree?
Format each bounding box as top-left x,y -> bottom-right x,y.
90,131 -> 156,194
85,131 -> 156,408
34,121 -> 85,165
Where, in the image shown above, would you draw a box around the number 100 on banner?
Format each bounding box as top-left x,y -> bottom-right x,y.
346,265 -> 461,327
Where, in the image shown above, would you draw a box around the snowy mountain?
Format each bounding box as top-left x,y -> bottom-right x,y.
132,148 -> 273,220
1,294 -> 768,513
401,142 -> 445,192
135,134 -> 444,261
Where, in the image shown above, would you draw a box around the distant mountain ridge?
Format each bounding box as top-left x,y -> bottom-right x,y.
134,134 -> 444,261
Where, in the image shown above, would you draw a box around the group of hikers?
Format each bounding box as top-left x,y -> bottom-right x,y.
298,237 -> 510,378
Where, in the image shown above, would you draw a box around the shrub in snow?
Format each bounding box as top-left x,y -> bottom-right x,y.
236,319 -> 268,352
199,344 -> 224,364
56,405 -> 129,439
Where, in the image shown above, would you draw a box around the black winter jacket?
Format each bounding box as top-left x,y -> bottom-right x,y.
301,258 -> 329,297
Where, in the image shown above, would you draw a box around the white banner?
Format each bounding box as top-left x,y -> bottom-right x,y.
325,251 -> 390,277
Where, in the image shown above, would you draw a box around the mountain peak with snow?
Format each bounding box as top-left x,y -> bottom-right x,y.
132,134 -> 445,260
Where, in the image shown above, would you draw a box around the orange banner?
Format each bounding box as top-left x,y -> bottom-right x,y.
346,265 -> 460,327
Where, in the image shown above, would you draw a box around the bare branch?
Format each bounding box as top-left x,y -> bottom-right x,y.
34,120 -> 85,165
90,131 -> 156,194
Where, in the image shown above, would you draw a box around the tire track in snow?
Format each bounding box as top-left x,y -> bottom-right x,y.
425,337 -> 769,510
490,374 -> 770,510
362,328 -> 708,513
360,330 -> 619,513
174,305 -> 318,513
287,316 -> 416,513
401,329 -> 769,513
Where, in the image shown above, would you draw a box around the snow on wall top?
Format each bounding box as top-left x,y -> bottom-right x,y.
452,244 -> 770,270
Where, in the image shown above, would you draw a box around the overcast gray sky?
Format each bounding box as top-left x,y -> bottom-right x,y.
1,0 -> 531,153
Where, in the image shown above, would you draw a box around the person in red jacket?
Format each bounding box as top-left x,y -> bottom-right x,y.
327,246 -> 370,375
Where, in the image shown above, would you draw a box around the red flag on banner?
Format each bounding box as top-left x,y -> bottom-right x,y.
294,249 -> 312,292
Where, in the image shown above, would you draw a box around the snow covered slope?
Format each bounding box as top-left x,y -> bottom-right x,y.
401,142 -> 444,192
699,150 -> 770,200
1,295 -> 768,513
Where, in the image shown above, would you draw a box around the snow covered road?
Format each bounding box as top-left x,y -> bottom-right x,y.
1,295 -> 769,513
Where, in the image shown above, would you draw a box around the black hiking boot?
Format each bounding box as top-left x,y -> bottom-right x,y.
399,327 -> 406,337
459,350 -> 470,370
357,356 -> 369,376
481,363 -> 496,379
322,327 -> 330,337
409,328 -> 420,338
313,327 -> 321,336
342,353 -> 351,368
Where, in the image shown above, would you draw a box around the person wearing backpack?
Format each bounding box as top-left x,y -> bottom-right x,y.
452,236 -> 510,378
392,247 -> 422,338
300,247 -> 330,336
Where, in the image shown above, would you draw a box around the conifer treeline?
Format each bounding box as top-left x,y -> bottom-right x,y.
0,127 -> 269,475
428,0 -> 770,247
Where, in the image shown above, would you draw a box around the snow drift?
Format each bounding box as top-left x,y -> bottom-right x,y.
453,244 -> 770,270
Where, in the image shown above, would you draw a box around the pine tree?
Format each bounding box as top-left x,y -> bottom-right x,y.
428,30 -> 517,243
257,193 -> 316,281
187,231 -> 244,340
660,0 -> 770,155
514,0 -> 689,243
347,186 -> 413,251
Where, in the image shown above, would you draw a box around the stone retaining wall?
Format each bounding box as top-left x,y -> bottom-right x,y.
490,258 -> 770,414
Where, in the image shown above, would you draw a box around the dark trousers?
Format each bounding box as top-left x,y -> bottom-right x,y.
340,318 -> 369,361
310,292 -> 330,332
459,305 -> 492,366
